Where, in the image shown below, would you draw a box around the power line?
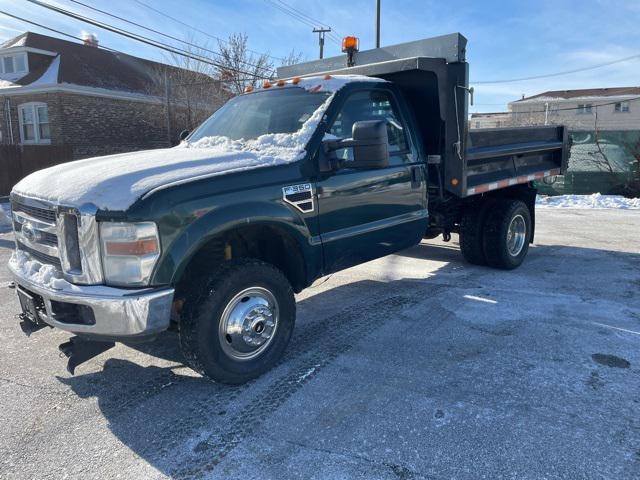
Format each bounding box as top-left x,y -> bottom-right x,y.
263,0 -> 342,44
0,10 -> 121,52
473,95 -> 640,115
0,10 -> 261,88
66,0 -> 275,75
25,0 -> 271,79
132,0 -> 285,63
271,0 -> 343,41
472,54 -> 640,85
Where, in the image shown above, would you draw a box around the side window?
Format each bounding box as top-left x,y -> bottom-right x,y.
329,89 -> 409,160
18,103 -> 50,144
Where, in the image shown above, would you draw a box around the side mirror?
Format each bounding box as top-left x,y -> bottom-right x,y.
179,129 -> 190,141
323,120 -> 389,170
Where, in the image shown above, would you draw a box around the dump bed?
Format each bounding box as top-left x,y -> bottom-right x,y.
279,33 -> 570,199
463,125 -> 568,196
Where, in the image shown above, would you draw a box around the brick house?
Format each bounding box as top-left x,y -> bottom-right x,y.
0,32 -> 228,160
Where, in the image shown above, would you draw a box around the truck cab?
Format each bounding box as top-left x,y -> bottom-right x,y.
8,34 -> 568,383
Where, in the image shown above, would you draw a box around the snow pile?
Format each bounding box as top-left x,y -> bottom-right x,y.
9,250 -> 69,291
0,202 -> 11,232
536,194 -> 640,209
0,79 -> 17,88
30,55 -> 60,86
12,75 -> 379,212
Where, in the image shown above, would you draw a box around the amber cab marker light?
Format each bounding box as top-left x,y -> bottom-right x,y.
244,85 -> 254,93
291,77 -> 301,85
324,74 -> 333,80
276,79 -> 286,87
263,80 -> 272,88
451,178 -> 459,186
342,36 -> 360,52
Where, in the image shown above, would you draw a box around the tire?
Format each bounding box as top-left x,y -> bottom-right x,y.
459,200 -> 494,266
179,259 -> 296,384
482,199 -> 531,270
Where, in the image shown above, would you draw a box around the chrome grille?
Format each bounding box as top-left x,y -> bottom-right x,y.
11,197 -> 61,270
11,201 -> 57,224
11,195 -> 103,284
16,241 -> 62,269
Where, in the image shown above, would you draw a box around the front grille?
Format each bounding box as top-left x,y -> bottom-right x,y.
11,201 -> 57,224
40,231 -> 59,247
17,241 -> 62,269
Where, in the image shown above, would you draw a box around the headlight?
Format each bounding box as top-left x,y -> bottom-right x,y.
99,222 -> 160,287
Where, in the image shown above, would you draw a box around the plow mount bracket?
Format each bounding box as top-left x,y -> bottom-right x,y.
59,336 -> 115,375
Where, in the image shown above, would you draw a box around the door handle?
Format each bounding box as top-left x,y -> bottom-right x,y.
410,166 -> 422,188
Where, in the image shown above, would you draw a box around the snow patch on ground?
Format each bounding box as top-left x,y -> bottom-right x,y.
12,76 -> 375,212
536,194 -> 640,209
0,202 -> 11,233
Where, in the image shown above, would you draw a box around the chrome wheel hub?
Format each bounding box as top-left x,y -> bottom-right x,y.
507,214 -> 526,257
219,287 -> 278,361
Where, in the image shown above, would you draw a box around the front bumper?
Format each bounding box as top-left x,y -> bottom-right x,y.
9,260 -> 174,339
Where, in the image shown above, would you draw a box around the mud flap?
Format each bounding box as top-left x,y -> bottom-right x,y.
59,336 -> 115,375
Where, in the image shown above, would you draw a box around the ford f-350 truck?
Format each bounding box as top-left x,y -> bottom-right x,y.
8,33 -> 568,383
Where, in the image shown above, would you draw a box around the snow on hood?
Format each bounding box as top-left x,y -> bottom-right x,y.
13,76 -> 384,211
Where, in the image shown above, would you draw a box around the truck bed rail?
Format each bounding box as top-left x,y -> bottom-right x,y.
463,125 -> 569,197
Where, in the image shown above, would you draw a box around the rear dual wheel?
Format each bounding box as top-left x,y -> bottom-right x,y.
459,199 -> 531,270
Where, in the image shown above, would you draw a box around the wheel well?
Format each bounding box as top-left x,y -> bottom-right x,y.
462,184 -> 537,241
174,225 -> 308,301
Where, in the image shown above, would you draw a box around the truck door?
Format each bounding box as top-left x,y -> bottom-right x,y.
317,87 -> 427,273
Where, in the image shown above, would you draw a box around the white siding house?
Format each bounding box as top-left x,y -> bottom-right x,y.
508,87 -> 640,131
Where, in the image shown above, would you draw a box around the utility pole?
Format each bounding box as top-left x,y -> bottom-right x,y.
164,70 -> 172,146
375,0 -> 381,48
313,27 -> 331,59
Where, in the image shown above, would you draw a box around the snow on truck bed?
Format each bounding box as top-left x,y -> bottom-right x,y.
12,75 -> 385,212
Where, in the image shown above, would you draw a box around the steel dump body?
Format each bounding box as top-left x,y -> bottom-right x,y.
278,34 -> 568,200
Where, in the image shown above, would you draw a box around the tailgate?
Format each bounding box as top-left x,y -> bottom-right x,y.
463,125 -> 569,196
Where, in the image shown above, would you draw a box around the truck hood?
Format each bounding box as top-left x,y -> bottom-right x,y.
12,75 -> 387,212
12,138 -> 308,211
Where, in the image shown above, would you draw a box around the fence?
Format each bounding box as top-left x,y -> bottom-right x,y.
0,144 -> 74,196
536,129 -> 639,196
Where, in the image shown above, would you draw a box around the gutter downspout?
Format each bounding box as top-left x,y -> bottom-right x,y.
5,97 -> 14,144
544,102 -> 549,126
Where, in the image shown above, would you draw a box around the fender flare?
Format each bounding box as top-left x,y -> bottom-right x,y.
152,201 -> 320,287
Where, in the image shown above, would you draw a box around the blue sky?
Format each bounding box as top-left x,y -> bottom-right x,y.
1,0 -> 639,112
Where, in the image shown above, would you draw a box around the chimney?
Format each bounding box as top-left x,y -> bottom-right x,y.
81,31 -> 98,47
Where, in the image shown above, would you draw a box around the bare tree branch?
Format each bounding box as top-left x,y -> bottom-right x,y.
215,33 -> 274,95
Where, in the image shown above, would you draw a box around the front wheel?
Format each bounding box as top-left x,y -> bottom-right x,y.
179,259 -> 296,384
482,199 -> 532,270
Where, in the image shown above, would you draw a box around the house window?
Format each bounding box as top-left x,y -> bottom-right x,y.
18,103 -> 50,144
614,101 -> 630,113
0,53 -> 28,76
577,104 -> 592,114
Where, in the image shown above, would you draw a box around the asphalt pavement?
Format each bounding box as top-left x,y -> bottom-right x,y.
0,208 -> 639,480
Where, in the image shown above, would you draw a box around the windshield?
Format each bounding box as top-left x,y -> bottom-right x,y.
188,87 -> 331,142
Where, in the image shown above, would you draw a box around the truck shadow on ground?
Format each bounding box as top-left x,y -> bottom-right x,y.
55,242 -> 640,479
